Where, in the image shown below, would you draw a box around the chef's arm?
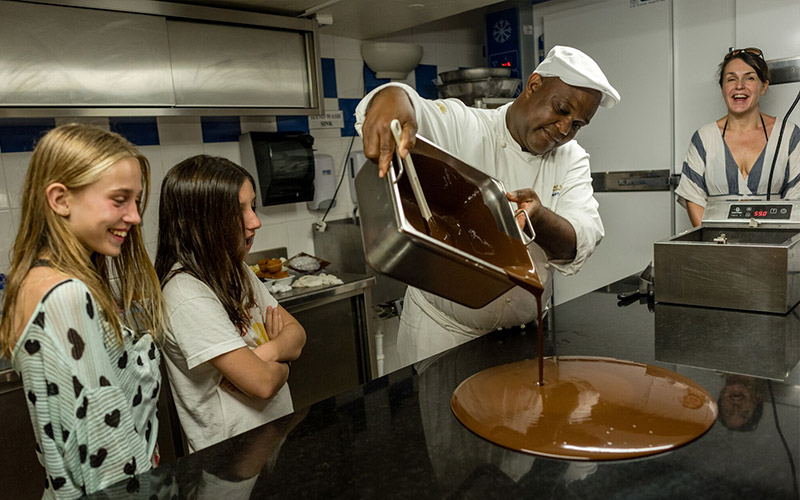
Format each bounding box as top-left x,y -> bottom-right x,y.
507,189 -> 577,261
361,86 -> 418,177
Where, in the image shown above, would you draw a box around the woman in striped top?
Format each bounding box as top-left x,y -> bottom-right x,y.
676,47 -> 800,226
0,124 -> 167,498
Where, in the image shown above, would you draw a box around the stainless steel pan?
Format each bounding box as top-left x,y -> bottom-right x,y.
355,135 -> 534,308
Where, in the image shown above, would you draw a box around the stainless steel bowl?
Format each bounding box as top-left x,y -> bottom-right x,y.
437,78 -> 521,106
438,67 -> 511,84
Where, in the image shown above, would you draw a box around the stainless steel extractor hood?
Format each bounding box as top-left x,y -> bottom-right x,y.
768,56 -> 800,85
0,0 -> 324,117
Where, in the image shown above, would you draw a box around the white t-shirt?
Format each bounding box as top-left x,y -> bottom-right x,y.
354,83 -> 604,336
161,266 -> 293,453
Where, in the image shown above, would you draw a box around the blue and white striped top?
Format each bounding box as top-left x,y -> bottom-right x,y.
675,120 -> 800,207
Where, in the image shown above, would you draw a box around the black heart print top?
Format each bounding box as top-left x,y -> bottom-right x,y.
12,279 -> 161,499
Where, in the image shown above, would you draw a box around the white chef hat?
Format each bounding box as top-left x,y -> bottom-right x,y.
534,45 -> 620,108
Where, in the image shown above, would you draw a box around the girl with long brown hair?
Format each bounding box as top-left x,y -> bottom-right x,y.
155,155 -> 305,453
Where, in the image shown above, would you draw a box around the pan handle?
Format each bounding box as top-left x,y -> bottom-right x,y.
514,208 -> 536,245
392,149 -> 405,182
390,120 -> 433,223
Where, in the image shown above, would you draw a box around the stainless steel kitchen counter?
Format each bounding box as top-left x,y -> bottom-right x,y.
273,271 -> 375,313
272,271 -> 377,410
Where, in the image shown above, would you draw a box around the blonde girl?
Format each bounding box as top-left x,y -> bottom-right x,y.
0,124 -> 166,499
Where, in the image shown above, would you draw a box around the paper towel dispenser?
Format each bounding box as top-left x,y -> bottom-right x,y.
239,131 -> 315,207
347,151 -> 367,205
308,153 -> 336,211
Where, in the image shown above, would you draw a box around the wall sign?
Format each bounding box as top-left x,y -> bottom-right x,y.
309,110 -> 344,129
630,0 -> 665,6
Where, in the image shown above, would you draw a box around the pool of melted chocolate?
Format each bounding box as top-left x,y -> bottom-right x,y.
451,356 -> 718,460
397,146 -> 716,461
396,148 -> 717,461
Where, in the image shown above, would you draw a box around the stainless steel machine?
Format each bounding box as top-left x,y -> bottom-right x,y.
654,200 -> 800,314
655,302 -> 800,380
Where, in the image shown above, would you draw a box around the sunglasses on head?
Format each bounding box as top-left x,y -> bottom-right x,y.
726,47 -> 764,60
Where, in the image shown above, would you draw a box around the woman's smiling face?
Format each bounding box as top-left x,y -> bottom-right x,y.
721,58 -> 768,114
65,156 -> 143,258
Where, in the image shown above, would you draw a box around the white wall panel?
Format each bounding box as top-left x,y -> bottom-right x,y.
543,0 -> 674,304
736,0 -> 800,123
543,0 -> 672,174
672,0 -> 735,234
556,191 -> 672,305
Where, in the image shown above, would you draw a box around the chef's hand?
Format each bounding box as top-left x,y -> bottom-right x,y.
506,188 -> 578,260
507,188 -> 543,230
361,86 -> 418,177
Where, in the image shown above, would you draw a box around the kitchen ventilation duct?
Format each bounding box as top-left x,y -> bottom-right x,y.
0,0 -> 324,117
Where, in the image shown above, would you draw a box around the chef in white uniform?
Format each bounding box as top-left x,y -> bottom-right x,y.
355,46 -> 621,367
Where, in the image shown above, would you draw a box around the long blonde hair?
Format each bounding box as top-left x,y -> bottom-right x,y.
0,124 -> 166,357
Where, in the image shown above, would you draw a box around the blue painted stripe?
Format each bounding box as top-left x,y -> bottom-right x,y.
690,131 -> 706,163
746,148 -> 765,193
0,118 -> 56,153
781,169 -> 800,197
723,143 -> 740,195
415,64 -> 438,100
276,116 -> 309,134
789,125 -> 800,155
109,117 -> 159,146
681,161 -> 708,194
338,98 -> 360,137
321,58 -> 337,99
200,116 -> 241,143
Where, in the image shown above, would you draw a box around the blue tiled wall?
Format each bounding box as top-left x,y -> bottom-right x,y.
276,116 -> 310,134
200,116 -> 242,143
109,117 -> 160,146
0,119 -> 55,153
321,58 -> 338,98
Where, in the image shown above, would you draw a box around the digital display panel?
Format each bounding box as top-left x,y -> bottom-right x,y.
728,204 -> 792,220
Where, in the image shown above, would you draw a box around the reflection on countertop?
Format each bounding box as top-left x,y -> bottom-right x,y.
78,274 -> 800,499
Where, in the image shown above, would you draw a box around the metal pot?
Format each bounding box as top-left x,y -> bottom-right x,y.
437,78 -> 521,106
354,136 -> 534,308
438,67 -> 512,84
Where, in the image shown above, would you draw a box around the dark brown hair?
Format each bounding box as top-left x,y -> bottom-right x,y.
155,155 -> 257,333
718,48 -> 770,86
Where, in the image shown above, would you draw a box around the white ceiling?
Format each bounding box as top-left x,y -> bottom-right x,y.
167,0 -> 505,40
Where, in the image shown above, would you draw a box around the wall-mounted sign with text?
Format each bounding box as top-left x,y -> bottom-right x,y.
630,0 -> 665,6
309,111 -> 344,129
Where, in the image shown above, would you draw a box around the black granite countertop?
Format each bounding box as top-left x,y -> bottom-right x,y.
87,275 -> 800,499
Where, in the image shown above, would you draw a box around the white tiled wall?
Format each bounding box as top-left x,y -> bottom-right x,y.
0,33 -> 484,273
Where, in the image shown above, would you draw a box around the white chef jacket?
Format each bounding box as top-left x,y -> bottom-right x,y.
355,83 -> 604,365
